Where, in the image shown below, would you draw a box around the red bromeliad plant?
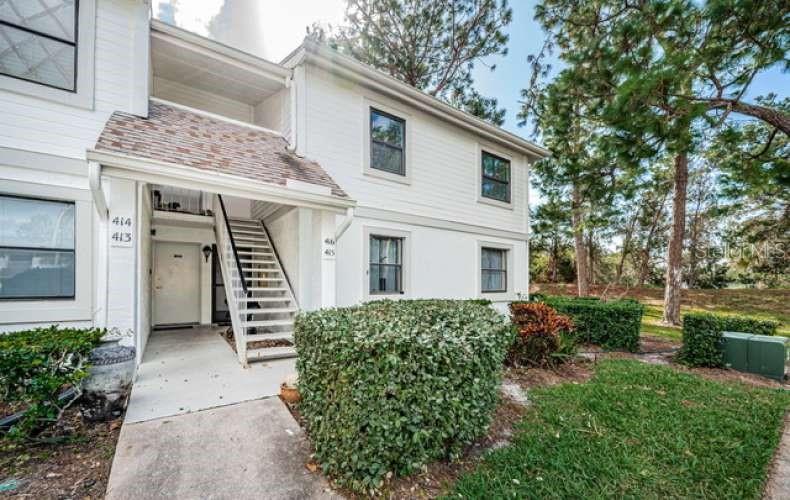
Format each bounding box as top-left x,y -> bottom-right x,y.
508,302 -> 575,367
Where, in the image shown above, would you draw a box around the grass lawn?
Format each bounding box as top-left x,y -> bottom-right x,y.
450,360 -> 790,499
532,284 -> 790,342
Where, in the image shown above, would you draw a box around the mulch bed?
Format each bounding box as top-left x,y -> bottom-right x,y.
0,406 -> 122,499
220,327 -> 293,351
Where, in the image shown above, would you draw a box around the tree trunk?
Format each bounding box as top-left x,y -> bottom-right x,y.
662,153 -> 689,326
571,185 -> 589,296
550,239 -> 559,282
587,231 -> 595,285
616,211 -> 639,284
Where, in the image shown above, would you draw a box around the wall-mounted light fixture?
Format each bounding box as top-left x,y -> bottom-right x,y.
202,245 -> 212,263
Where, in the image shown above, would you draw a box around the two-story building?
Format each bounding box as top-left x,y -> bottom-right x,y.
0,1 -> 548,368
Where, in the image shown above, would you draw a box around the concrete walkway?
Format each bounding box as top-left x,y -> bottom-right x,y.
106,398 -> 340,500
765,413 -> 790,500
125,326 -> 296,423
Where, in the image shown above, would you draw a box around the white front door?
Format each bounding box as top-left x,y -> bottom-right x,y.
153,242 -> 201,326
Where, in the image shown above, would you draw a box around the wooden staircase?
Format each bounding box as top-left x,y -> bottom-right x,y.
214,196 -> 298,366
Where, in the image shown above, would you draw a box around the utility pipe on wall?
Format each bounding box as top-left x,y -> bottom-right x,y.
88,161 -> 110,329
335,207 -> 355,240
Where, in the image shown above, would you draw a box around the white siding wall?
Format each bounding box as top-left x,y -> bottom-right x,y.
263,208 -> 299,300
302,65 -> 529,234
336,216 -> 528,308
0,0 -> 150,160
253,88 -> 289,133
153,77 -> 254,123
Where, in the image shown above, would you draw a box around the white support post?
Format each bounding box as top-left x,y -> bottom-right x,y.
319,210 -> 337,309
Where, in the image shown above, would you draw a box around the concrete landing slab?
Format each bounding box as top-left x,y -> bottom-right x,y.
125,327 -> 296,423
106,398 -> 340,500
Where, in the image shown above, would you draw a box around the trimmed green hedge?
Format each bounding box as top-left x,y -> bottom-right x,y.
0,326 -> 104,439
523,295 -> 644,351
677,312 -> 779,367
294,300 -> 513,491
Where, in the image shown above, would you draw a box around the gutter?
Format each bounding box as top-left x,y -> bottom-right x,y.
335,207 -> 355,240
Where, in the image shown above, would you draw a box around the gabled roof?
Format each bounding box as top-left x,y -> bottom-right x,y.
93,100 -> 348,198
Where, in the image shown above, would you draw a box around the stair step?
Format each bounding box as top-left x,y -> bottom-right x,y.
229,218 -> 257,223
239,287 -> 289,292
245,332 -> 294,343
234,236 -> 268,242
231,229 -> 263,235
238,265 -> 280,272
238,307 -> 296,314
242,319 -> 294,328
237,296 -> 292,302
243,278 -> 283,283
241,267 -> 281,273
235,244 -> 271,249
246,346 -> 296,362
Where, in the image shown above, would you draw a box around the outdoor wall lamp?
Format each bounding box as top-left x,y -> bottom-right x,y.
202,245 -> 212,263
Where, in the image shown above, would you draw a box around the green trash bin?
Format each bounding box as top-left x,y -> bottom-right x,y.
721,332 -> 752,372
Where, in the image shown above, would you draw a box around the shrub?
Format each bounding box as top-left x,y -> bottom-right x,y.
677,312 -> 779,367
294,300 -> 512,491
508,302 -> 575,367
0,326 -> 104,439
526,295 -> 644,351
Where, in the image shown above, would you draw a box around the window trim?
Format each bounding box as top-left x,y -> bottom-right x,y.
477,144 -> 515,209
0,0 -> 95,109
0,193 -> 76,301
481,246 -> 507,294
363,226 -> 411,300
362,98 -> 412,185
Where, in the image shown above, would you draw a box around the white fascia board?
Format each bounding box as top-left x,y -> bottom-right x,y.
86,149 -> 356,213
284,41 -> 550,160
150,19 -> 292,85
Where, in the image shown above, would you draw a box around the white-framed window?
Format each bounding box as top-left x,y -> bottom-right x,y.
362,98 -> 412,185
481,150 -> 511,203
0,0 -> 95,108
477,240 -> 514,298
481,247 -> 507,293
370,108 -> 405,176
364,226 -> 410,299
369,234 -> 403,294
0,194 -> 76,300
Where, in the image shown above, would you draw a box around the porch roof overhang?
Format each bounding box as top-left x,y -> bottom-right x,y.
88,100 -> 355,213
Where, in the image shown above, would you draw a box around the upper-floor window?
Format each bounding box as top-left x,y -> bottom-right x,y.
0,195 -> 75,299
369,235 -> 403,294
370,108 -> 406,176
0,0 -> 78,92
481,247 -> 507,293
481,151 -> 511,203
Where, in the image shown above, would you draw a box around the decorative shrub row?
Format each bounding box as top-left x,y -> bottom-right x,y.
522,295 -> 644,351
0,326 -> 104,439
677,312 -> 779,367
508,302 -> 576,367
293,299 -> 512,492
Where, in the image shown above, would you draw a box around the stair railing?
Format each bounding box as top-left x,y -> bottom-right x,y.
214,194 -> 249,366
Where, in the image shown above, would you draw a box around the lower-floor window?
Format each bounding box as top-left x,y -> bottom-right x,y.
0,195 -> 75,299
369,235 -> 403,294
481,247 -> 507,293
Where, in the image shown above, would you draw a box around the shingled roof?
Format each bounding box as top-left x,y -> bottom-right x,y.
94,101 -> 348,198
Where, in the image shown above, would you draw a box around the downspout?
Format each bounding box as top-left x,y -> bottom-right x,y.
286,73 -> 298,153
335,207 -> 355,240
89,161 -> 110,329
